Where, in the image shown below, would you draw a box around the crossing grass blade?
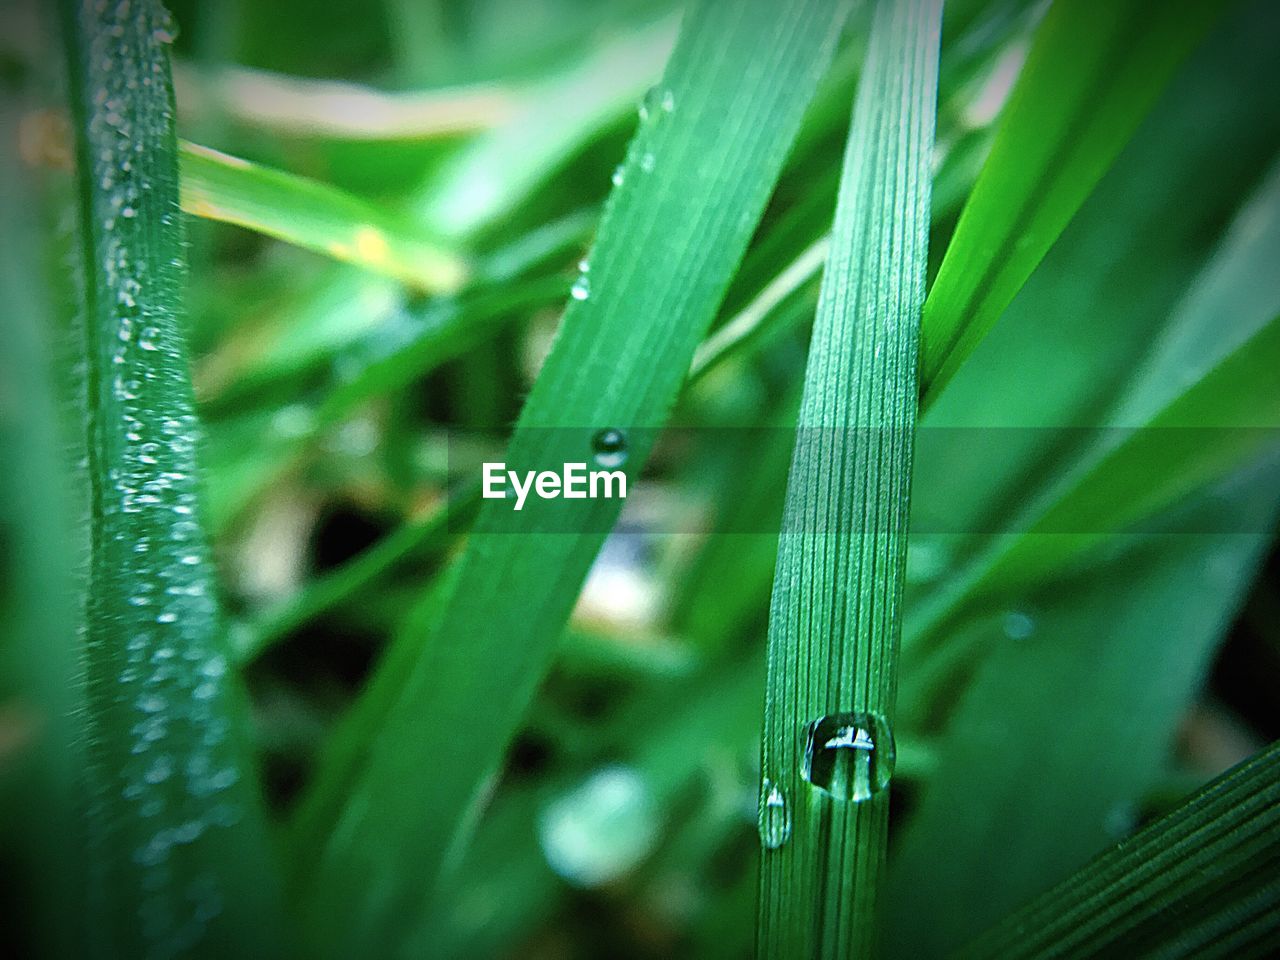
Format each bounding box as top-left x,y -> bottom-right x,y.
756,1 -> 941,957
283,2 -> 854,955
963,739 -> 1280,960
920,0 -> 1228,403
179,141 -> 468,291
59,1 -> 285,955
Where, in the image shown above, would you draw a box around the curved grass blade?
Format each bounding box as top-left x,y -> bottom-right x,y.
756,1 -> 941,956
59,2 -> 285,955
963,740 -> 1280,960
179,141 -> 468,292
284,2 -> 854,954
920,0 -> 1228,403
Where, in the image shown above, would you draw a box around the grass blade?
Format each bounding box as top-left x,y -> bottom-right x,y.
284,2 -> 854,954
59,2 -> 285,954
887,468 -> 1280,954
179,141 -> 468,291
963,740 -> 1280,960
920,0 -> 1227,402
756,1 -> 941,956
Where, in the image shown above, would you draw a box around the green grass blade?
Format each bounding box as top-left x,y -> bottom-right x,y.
906,157 -> 1280,697
887,470 -> 1280,955
920,0 -> 1227,402
963,740 -> 1280,960
284,2 -> 853,954
756,1 -> 941,957
415,17 -> 678,239
179,141 -> 468,291
59,2 -> 285,955
1,93 -> 82,960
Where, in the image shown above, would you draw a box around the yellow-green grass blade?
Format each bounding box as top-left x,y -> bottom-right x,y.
756,1 -> 942,956
179,140 -> 468,292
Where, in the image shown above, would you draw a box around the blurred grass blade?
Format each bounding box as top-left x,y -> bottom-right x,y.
231,487 -> 479,663
920,0 -> 1227,402
1,93 -> 81,960
286,1 -> 854,954
964,740 -> 1280,960
179,141 -> 468,291
757,1 -> 941,957
888,466 -> 1280,955
173,62 -> 514,139
908,151 -> 1280,693
416,17 -> 678,239
60,2 -> 284,955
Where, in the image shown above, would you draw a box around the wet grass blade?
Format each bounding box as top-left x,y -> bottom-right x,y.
179,141 -> 468,291
756,1 -> 941,957
920,0 -> 1227,402
963,740 -> 1280,960
285,2 -> 853,955
59,1 -> 285,955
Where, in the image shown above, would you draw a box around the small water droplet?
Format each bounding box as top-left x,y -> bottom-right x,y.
1002,609 -> 1037,640
591,428 -> 628,469
611,165 -> 626,187
570,275 -> 591,301
639,86 -> 675,121
640,152 -> 656,173
802,712 -> 895,802
758,778 -> 791,850
577,257 -> 590,274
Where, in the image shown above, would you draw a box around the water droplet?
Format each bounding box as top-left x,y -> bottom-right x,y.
611,165 -> 625,187
577,257 -> 590,274
640,152 -> 656,173
758,778 -> 791,850
801,712 -> 895,802
591,428 -> 628,469
640,86 -> 675,121
537,765 -> 660,887
570,275 -> 591,301
1002,609 -> 1037,640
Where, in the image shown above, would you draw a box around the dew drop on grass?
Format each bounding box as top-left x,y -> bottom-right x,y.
591,428 -> 628,468
640,151 -> 656,173
639,85 -> 676,120
758,778 -> 791,850
801,712 -> 895,802
611,165 -> 625,187
570,275 -> 591,301
1002,609 -> 1037,640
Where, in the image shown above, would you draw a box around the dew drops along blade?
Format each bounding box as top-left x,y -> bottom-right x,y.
58,1 -> 286,956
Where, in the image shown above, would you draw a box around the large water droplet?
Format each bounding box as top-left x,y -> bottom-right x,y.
591,428 -> 628,469
570,275 -> 591,301
537,765 -> 659,887
758,778 -> 791,850
801,712 -> 895,802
